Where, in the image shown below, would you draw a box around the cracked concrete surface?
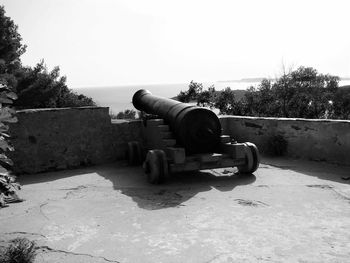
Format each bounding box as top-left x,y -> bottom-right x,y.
1,158 -> 350,262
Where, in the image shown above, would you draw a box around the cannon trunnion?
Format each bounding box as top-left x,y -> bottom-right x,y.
129,89 -> 260,184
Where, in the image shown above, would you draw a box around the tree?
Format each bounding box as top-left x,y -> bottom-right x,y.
332,88 -> 350,119
176,81 -> 203,102
14,61 -> 96,109
214,87 -> 236,115
196,85 -> 216,108
112,109 -> 136,120
0,6 -> 96,109
274,67 -> 339,118
241,86 -> 258,116
241,66 -> 340,119
254,79 -> 278,116
0,6 -> 26,76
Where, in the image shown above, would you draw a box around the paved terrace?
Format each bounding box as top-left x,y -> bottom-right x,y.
1,158 -> 350,263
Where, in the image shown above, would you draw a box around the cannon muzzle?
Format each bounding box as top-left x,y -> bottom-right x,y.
132,89 -> 221,154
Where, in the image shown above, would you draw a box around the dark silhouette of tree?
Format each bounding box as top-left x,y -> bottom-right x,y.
332,88 -> 350,119
112,109 -> 136,120
0,6 -> 26,75
0,6 -> 96,109
177,81 -> 203,102
241,67 -> 340,119
196,85 -> 216,108
14,61 -> 95,109
214,87 -> 237,115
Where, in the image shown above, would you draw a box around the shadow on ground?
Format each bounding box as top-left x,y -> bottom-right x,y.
97,164 -> 256,210
17,162 -> 256,210
261,156 -> 350,185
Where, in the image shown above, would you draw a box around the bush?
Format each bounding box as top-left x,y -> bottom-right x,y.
14,61 -> 96,109
266,134 -> 288,156
0,82 -> 21,208
176,81 -> 203,102
0,6 -> 96,109
111,109 -> 136,120
0,238 -> 37,263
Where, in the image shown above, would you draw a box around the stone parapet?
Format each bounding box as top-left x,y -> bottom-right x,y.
220,116 -> 350,166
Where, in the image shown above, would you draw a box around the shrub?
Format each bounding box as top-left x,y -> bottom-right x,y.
0,238 -> 37,263
110,109 -> 136,120
266,134 -> 288,156
0,82 -> 21,208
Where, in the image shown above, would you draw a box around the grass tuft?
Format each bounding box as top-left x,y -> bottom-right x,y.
0,238 -> 37,263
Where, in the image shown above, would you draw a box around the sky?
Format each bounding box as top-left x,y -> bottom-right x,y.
2,0 -> 350,88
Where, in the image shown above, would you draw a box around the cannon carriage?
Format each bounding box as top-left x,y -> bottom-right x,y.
128,89 -> 260,184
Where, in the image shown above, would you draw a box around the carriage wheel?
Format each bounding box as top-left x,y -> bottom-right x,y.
144,150 -> 169,184
238,142 -> 260,174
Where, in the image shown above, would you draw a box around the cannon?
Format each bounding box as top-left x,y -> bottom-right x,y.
128,89 -> 259,184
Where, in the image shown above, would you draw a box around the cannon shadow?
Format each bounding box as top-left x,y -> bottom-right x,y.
18,162 -> 256,211
99,165 -> 256,210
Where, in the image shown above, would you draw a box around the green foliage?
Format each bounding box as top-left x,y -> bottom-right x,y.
177,81 -> 203,102
332,88 -> 350,119
175,67 -> 347,119
242,67 -> 341,119
0,238 -> 37,263
214,87 -> 236,114
266,135 -> 288,156
111,109 -> 136,120
196,85 -> 216,108
0,6 -> 26,76
13,60 -> 96,109
0,82 -> 20,208
137,111 -> 158,122
0,6 -> 96,109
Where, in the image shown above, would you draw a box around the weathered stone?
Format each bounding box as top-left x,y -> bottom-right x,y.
8,107 -> 143,174
220,116 -> 350,166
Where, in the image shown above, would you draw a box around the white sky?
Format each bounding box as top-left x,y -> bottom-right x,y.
2,0 -> 350,88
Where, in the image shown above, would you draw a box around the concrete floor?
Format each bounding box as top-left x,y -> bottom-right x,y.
1,158 -> 350,263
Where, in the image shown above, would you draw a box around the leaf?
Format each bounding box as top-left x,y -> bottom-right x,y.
0,91 -> 13,104
0,107 -> 17,123
0,85 -> 11,92
0,154 -> 13,166
0,96 -> 13,104
0,123 -> 9,132
0,171 -> 10,177
0,138 -> 14,151
6,91 -> 18,100
0,132 -> 10,138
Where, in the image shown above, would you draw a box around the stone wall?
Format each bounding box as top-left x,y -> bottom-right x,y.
8,108 -> 350,174
9,107 -> 143,174
220,116 -> 350,166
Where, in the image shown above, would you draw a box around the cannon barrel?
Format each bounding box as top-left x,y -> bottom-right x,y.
132,89 -> 221,154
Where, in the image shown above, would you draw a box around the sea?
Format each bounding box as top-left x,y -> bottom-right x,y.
73,81 -> 259,114
74,80 -> 350,114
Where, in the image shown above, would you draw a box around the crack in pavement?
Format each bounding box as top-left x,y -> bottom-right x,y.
59,185 -> 88,191
205,253 -> 232,263
331,188 -> 350,202
37,245 -> 120,263
306,184 -> 350,202
61,185 -> 91,200
39,202 -> 50,221
4,231 -> 47,238
11,186 -> 90,223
